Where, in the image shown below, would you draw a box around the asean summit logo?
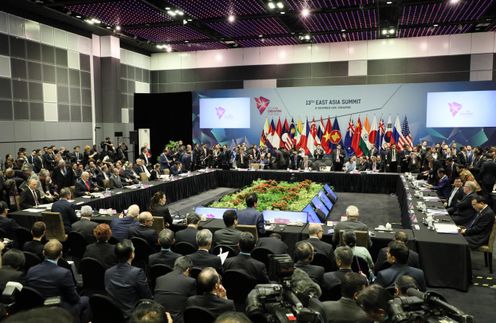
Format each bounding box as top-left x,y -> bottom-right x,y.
448,102 -> 462,117
255,96 -> 270,114
215,107 -> 225,119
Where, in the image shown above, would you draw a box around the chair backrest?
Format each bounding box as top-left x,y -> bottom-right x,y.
80,257 -> 106,292
485,221 -> 496,251
322,283 -> 342,301
339,230 -> 369,248
41,211 -> 66,242
149,264 -> 173,290
352,256 -> 370,277
152,216 -> 165,235
251,247 -> 273,268
183,306 -> 215,323
139,173 -> 149,182
190,267 -> 202,280
15,227 -> 32,249
163,169 -> 170,175
89,294 -> 125,323
131,237 -> 152,268
102,179 -> 111,189
212,245 -> 237,258
172,242 -> 197,255
311,252 -> 335,272
236,224 -> 258,241
23,251 -> 42,272
108,236 -> 119,245
222,269 -> 257,304
67,231 -> 87,259
13,286 -> 45,312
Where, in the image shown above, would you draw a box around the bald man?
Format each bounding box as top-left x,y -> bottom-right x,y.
304,223 -> 335,269
19,178 -> 42,209
128,212 -> 158,247
333,206 -> 371,247
25,239 -> 89,322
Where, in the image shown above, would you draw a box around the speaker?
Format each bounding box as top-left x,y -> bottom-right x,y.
114,131 -> 123,137
129,131 -> 138,144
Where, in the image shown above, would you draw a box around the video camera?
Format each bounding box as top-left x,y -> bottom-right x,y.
246,254 -> 323,323
388,288 -> 474,323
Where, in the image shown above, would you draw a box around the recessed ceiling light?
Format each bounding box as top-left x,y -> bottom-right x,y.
301,8 -> 310,17
433,24 -> 438,27
166,46 -> 172,53
92,18 -> 101,24
177,10 -> 184,16
84,19 -> 95,25
76,15 -> 81,19
341,29 -> 346,32
184,40 -> 189,43
276,2 -> 284,9
381,29 -> 388,35
389,28 -> 395,34
449,0 -> 460,4
165,7 -> 170,10
386,1 -> 393,4
280,11 -> 285,15
167,10 -> 176,17
106,26 -> 111,29
304,34 -> 311,40
268,2 -> 276,10
228,15 -> 235,23
115,25 -> 121,31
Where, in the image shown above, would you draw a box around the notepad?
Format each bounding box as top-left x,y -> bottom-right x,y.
434,223 -> 459,234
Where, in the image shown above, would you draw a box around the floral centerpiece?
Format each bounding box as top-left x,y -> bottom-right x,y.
211,179 -> 322,211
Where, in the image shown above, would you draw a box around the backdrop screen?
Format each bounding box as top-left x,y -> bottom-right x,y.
426,90 -> 496,128
199,97 -> 251,129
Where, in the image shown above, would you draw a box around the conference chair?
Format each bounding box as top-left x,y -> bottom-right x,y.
251,247 -> 273,269
89,294 -> 125,323
212,245 -> 237,258
15,227 -> 32,249
236,224 -> 258,241
139,173 -> 149,183
131,237 -> 153,269
67,231 -> 88,260
321,283 -> 342,302
23,251 -> 42,272
152,216 -> 165,235
311,252 -> 335,272
352,256 -> 370,280
12,286 -> 45,313
172,241 -> 196,255
339,230 -> 370,248
80,258 -> 106,295
41,211 -> 67,242
190,267 -> 202,280
149,264 -> 173,290
183,306 -> 215,323
477,222 -> 496,273
222,269 -> 257,310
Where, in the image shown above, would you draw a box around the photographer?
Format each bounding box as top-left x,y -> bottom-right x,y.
356,285 -> 393,322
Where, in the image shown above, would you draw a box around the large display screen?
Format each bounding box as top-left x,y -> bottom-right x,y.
324,184 -> 337,200
426,90 -> 496,128
199,97 -> 251,129
302,204 -> 322,223
318,190 -> 334,211
312,196 -> 329,216
262,210 -> 307,224
195,207 -> 235,219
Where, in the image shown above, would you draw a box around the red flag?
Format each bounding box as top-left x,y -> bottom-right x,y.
321,117 -> 333,154
352,117 -> 363,157
276,118 -> 283,147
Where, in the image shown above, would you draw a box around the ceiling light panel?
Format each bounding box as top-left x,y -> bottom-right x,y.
167,0 -> 266,19
313,31 -> 376,43
286,0 -> 375,10
398,24 -> 473,38
236,37 -> 299,47
207,17 -> 289,37
126,25 -> 211,42
170,42 -> 229,51
300,10 -> 377,32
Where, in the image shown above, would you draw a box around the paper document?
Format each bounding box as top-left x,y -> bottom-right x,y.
24,208 -> 45,213
422,196 -> 440,201
434,223 -> 459,234
426,209 -> 448,216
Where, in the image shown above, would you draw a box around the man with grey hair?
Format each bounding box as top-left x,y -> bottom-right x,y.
451,180 -> 478,226
51,187 -> 78,232
333,205 -> 371,246
188,229 -> 222,273
111,204 -> 140,241
323,246 -> 354,300
304,223 -> 335,267
71,205 -> 98,243
75,171 -> 99,197
20,178 -> 42,209
128,211 -> 158,247
52,159 -> 75,191
154,256 -> 196,320
149,229 -> 181,267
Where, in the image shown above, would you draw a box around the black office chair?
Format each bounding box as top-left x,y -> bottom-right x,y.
89,294 -> 125,323
67,231 -> 88,260
15,227 -> 32,249
352,256 -> 370,278
321,283 -> 341,301
12,286 -> 45,313
251,247 -> 273,268
131,237 -> 153,269
149,264 -> 173,290
172,242 -> 196,255
311,252 -> 335,272
80,257 -> 106,295
212,245 -> 237,258
108,236 -> 119,245
222,269 -> 257,310
23,251 -> 42,272
190,267 -> 202,280
183,306 -> 215,323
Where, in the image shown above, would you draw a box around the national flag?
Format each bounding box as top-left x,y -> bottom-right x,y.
369,115 -> 378,146
270,119 -> 280,148
384,116 -> 393,144
282,118 -> 289,136
393,115 -> 404,150
344,118 -> 355,157
298,118 -> 309,154
360,118 -> 371,156
399,116 -> 413,149
276,118 -> 283,148
363,116 -> 371,135
307,118 -> 320,155
376,118 -> 385,151
263,118 -> 270,137
351,117 -> 363,157
289,118 -> 296,139
330,117 -> 343,150
321,117 -> 333,154
317,117 -> 325,143
259,129 -> 266,147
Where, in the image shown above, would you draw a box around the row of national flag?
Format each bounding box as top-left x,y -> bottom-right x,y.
259,115 -> 413,157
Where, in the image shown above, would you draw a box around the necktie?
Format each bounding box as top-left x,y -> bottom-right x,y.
448,188 -> 458,206
31,189 -> 39,206
468,212 -> 480,229
62,168 -> 66,176
85,181 -> 90,191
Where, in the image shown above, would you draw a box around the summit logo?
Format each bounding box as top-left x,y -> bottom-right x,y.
215,106 -> 225,119
255,96 -> 270,114
448,102 -> 462,117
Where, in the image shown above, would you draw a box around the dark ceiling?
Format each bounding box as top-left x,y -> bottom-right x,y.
2,0 -> 496,54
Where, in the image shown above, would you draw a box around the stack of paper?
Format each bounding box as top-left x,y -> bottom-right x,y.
434,223 -> 459,234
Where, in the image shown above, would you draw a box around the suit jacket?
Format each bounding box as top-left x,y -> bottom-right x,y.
188,250 -> 222,273
83,242 -> 116,269
0,216 -> 21,239
432,175 -> 451,199
295,262 -> 324,285
465,206 -> 496,248
213,227 -> 241,249
175,227 -> 198,247
256,237 -> 288,254
451,192 -> 477,226
19,188 -> 41,209
223,253 -> 269,283
128,224 -> 158,247
109,174 -> 124,189
149,249 -> 181,268
374,247 -> 420,273
305,237 -> 335,263
74,179 -> 96,197
111,216 -> 138,241
150,205 -> 172,227
323,297 -> 371,323
105,262 -> 152,318
51,199 -> 78,232
446,187 -> 464,211
25,260 -> 81,305
0,266 -> 24,290
71,219 -> 98,243
23,240 -> 44,260
185,294 -> 235,318
237,207 -> 265,235
375,264 -> 426,291
323,269 -> 353,295
332,220 -> 370,246
479,160 -> 496,193
51,167 -> 75,190
154,271 -> 196,315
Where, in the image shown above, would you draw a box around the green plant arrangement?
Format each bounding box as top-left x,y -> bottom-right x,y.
210,179 -> 323,211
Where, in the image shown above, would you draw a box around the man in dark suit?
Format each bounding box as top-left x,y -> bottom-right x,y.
23,221 -> 46,260
19,178 -> 42,209
0,201 -> 21,239
386,144 -> 399,172
185,267 -> 235,318
83,223 -> 116,269
175,213 -> 200,248
51,160 -> 75,191
188,229 -> 222,273
0,249 -> 25,290
104,239 -> 152,319
294,241 -> 324,285
51,188 -> 78,232
149,229 -> 181,267
322,272 -> 370,323
128,211 -> 158,247
74,171 -> 99,197
478,159 -> 496,198
374,231 -> 419,273
154,256 -> 196,321
111,204 -> 140,241
451,181 -> 478,226
375,241 -> 426,291
71,205 -> 98,243
446,178 -> 465,215
332,145 -> 345,171
323,246 -> 354,300
223,232 -> 269,283
430,168 -> 451,199
109,167 -> 124,189
25,239 -> 89,322
304,223 -> 334,268
139,147 -> 151,168
460,195 -> 496,249
256,233 -> 288,254
213,210 -> 241,250
237,193 -> 265,236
